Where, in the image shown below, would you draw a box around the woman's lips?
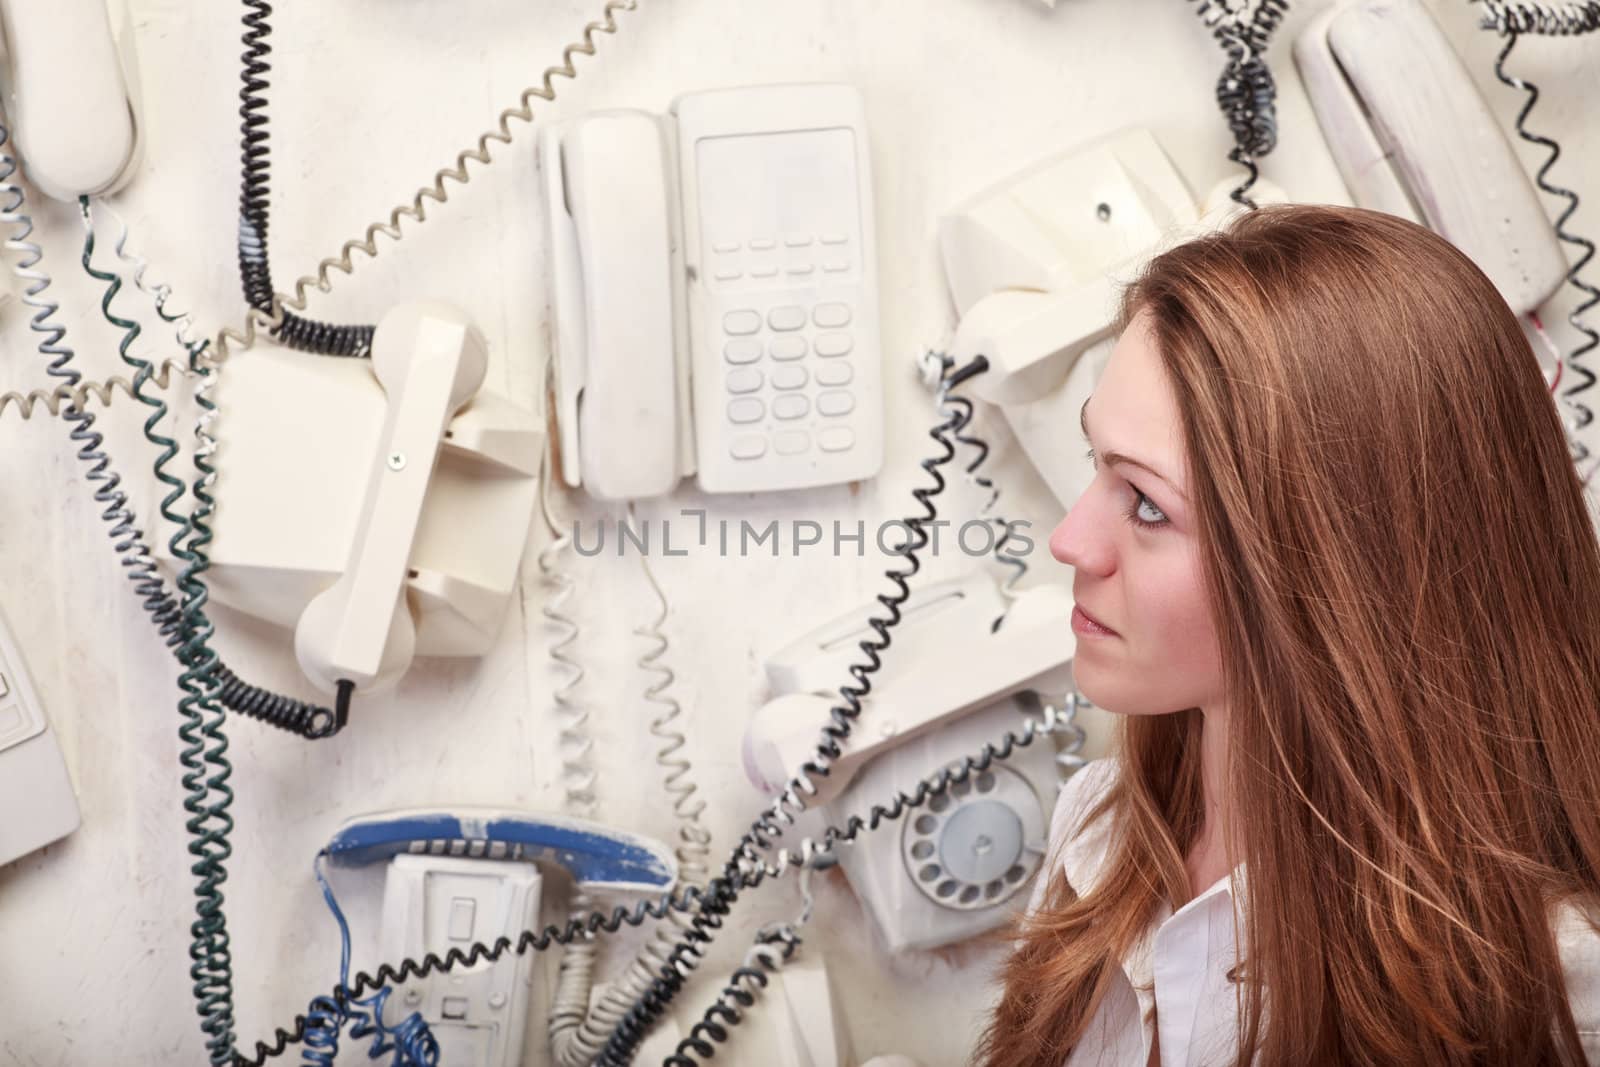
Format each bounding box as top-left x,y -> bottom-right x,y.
1071,604 -> 1118,638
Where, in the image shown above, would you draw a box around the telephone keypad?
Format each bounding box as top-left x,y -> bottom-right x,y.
717,298 -> 862,463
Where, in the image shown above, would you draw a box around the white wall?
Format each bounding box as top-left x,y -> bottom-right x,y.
0,0 -> 1596,1063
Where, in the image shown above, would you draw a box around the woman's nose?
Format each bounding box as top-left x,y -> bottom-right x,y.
1049,493 -> 1115,576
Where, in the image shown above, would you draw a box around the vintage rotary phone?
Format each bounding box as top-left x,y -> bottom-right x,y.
189,301 -> 542,698
0,0 -> 142,200
743,570 -> 1075,952
1294,0 -> 1568,317
322,807 -> 677,1067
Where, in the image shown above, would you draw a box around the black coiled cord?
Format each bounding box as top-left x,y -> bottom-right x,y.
232,355 -> 1059,1066
214,665 -> 351,739
237,725 -> 1047,1066
1188,0 -> 1289,208
662,927 -> 800,1066
238,0 -> 375,358
592,354 -> 992,1066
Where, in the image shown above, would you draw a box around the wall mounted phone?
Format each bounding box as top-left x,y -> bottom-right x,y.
324,807 -> 677,1067
1294,0 -> 1568,316
937,127 -> 1281,511
540,82 -> 885,499
744,570 -> 1074,952
0,0 -> 142,200
183,301 -> 543,696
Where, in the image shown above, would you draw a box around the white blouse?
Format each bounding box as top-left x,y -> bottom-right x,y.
1025,759 -> 1600,1067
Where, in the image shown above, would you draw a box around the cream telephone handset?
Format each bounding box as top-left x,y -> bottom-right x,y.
0,0 -> 142,200
744,571 -> 1075,952
1294,0 -> 1568,316
541,82 -> 885,500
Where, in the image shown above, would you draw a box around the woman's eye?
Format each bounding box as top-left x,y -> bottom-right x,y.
1134,492 -> 1167,525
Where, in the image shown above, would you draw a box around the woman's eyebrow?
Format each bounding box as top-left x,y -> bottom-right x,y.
1080,397 -> 1186,499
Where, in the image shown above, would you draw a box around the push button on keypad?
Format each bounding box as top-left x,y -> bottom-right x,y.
723,310 -> 761,335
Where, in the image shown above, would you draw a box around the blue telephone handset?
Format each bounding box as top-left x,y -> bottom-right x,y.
325,806 -> 678,892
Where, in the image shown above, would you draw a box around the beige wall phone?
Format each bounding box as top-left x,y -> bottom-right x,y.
541,82 -> 886,500
195,302 -> 543,697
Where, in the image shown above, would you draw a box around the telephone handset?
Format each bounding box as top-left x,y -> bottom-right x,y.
0,0 -> 142,200
325,808 -> 677,1067
1294,0 -> 1568,315
194,301 -> 542,697
541,82 -> 886,500
745,570 -> 1074,952
542,109 -> 693,501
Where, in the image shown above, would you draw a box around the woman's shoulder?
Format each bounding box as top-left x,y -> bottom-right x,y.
1027,758 -> 1121,912
1046,757 -> 1120,842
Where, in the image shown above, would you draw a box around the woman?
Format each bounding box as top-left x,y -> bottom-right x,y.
978,204 -> 1600,1066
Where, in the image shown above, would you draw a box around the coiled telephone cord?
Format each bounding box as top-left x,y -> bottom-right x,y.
238,0 -> 375,357
1185,0 -> 1289,208
1484,29 -> 1599,475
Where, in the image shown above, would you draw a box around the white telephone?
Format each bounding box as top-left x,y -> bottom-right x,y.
937,128 -> 1281,511
0,0 -> 142,200
540,82 -> 885,500
1294,0 -> 1568,316
744,570 -> 1075,952
323,807 -> 677,1067
192,301 -> 542,696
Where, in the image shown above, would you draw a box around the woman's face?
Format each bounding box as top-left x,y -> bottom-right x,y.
1048,312 -> 1224,716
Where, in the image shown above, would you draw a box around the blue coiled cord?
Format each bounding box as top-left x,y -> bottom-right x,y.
302,854 -> 439,1067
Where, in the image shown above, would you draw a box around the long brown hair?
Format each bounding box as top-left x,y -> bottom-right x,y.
978,204 -> 1600,1066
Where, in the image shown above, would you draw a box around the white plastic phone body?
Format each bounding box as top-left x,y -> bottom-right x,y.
328,808 -> 677,1067
939,128 -> 1199,410
0,599 -> 78,867
188,302 -> 542,696
295,302 -> 488,692
937,129 -> 1286,511
0,0 -> 141,200
746,570 -> 1071,952
540,82 -> 884,499
1293,0 -> 1567,315
382,855 -> 541,1067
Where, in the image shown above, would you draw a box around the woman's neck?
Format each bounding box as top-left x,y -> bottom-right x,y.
1186,704 -> 1234,897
